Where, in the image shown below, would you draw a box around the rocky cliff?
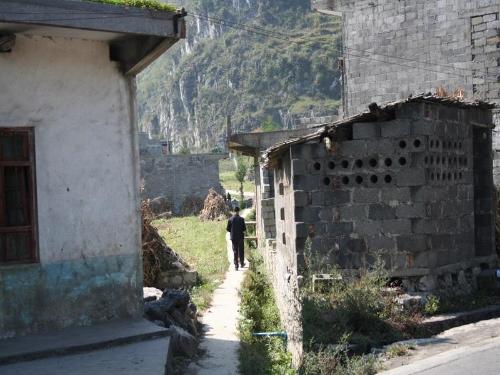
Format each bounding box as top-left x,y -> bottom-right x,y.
137,0 -> 341,152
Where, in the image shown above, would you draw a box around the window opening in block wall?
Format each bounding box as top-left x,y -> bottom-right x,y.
282,232 -> 286,245
313,162 -> 321,171
280,207 -> 285,221
0,128 -> 37,264
328,161 -> 335,169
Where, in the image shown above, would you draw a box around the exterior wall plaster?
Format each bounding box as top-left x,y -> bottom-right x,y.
0,34 -> 142,337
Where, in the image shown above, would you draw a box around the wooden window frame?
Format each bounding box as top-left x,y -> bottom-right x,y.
0,127 -> 38,265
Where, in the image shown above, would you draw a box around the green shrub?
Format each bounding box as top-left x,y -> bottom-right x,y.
302,258 -> 423,353
238,251 -> 294,374
424,295 -> 440,315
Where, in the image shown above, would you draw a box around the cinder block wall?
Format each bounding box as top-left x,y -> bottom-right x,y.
290,102 -> 496,292
269,152 -> 303,366
322,0 -> 500,183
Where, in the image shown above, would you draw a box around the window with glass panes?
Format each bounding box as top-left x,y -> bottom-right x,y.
0,128 -> 37,264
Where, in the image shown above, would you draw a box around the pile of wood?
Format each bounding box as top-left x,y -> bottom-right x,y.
199,188 -> 230,221
142,199 -> 191,286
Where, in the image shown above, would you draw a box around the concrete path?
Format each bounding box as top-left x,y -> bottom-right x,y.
380,318 -> 500,375
186,233 -> 247,375
0,319 -> 168,364
0,337 -> 171,375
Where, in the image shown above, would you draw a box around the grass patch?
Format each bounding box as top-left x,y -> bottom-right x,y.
156,216 -> 228,311
238,251 -> 294,374
86,0 -> 176,11
220,171 -> 255,193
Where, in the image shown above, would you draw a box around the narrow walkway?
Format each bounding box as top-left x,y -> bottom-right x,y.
186,233 -> 247,375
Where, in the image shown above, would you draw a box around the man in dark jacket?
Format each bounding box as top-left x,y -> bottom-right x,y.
227,207 -> 246,270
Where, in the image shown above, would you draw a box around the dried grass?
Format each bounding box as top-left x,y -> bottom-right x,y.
199,188 -> 230,221
435,86 -> 465,100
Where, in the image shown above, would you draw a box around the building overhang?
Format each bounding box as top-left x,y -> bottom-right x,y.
0,0 -> 187,75
229,128 -> 321,157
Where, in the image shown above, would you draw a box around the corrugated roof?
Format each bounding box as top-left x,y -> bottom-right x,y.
262,94 -> 496,166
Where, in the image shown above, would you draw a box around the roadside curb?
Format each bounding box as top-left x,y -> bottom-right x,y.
421,305 -> 500,335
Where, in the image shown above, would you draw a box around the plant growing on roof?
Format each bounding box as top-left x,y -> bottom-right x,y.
86,0 -> 177,12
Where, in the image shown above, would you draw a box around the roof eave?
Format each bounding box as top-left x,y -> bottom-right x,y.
0,0 -> 187,75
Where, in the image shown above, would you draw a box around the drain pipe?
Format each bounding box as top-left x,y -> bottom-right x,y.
252,332 -> 288,347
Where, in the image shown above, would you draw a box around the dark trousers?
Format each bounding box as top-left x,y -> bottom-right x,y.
232,239 -> 245,267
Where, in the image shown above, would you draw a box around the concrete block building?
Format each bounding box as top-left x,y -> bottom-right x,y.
312,0 -> 500,182
234,95 -> 497,363
0,0 -> 185,338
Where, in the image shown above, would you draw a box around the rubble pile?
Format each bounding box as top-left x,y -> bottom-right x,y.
144,288 -> 199,358
142,199 -> 192,287
199,188 -> 230,221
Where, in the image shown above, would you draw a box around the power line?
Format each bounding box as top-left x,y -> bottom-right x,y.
189,13 -> 498,83
4,9 -> 498,82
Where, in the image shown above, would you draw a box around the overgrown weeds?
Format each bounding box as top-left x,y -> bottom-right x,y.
302,257 -> 424,355
238,251 -> 294,374
300,338 -> 378,375
156,216 -> 228,311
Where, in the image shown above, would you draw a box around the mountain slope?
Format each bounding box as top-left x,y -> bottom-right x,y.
137,0 -> 342,152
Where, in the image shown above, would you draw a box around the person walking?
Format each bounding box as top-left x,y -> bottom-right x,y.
227,207 -> 246,270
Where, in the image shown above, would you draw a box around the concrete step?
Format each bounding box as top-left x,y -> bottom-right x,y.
0,319 -> 170,365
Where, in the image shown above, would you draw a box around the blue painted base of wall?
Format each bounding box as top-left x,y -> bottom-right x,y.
0,254 -> 143,338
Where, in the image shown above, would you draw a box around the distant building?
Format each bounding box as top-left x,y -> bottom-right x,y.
0,0 -> 185,338
232,95 -> 498,364
139,134 -> 226,215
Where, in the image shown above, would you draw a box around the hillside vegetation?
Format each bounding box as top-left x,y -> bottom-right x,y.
137,0 -> 341,152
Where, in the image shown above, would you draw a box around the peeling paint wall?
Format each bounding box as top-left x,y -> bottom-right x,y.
0,34 -> 142,338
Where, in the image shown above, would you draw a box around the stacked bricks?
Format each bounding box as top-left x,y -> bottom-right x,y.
289,101 -> 494,291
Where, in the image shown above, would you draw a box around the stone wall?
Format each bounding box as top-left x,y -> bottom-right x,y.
0,34 -> 142,337
287,102 -> 496,293
313,0 -> 500,182
140,138 -> 226,214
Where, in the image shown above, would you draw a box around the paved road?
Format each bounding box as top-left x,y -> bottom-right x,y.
381,335 -> 500,375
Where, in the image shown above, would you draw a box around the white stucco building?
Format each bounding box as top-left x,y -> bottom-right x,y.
0,0 -> 186,338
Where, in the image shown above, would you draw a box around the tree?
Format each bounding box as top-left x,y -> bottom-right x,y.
235,156 -> 248,205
